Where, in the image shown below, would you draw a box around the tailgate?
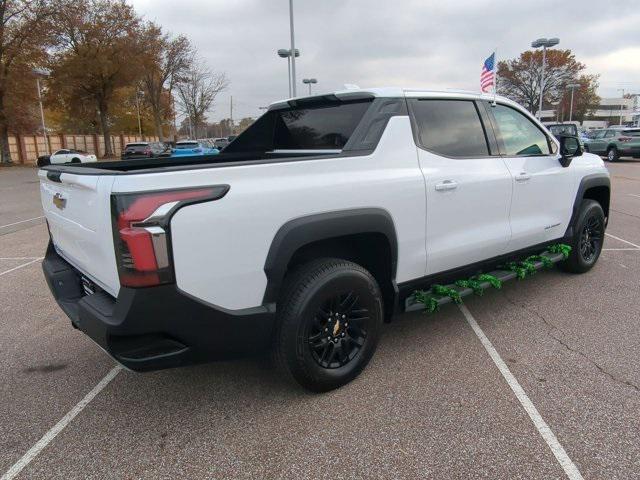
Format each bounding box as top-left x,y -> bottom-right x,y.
38,170 -> 120,296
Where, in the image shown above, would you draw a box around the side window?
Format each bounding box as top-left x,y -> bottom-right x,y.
492,104 -> 551,156
409,99 -> 489,157
594,131 -> 605,139
604,130 -> 615,138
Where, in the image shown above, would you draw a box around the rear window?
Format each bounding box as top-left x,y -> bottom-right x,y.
175,142 -> 199,149
273,101 -> 371,150
126,143 -> 147,148
408,99 -> 489,157
623,129 -> 640,137
548,124 -> 578,136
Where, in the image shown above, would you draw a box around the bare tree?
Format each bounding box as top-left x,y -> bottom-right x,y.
176,60 -> 228,139
0,0 -> 53,163
140,24 -> 192,140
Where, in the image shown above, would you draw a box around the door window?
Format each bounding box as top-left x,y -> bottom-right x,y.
409,99 -> 490,157
492,104 -> 551,156
604,130 -> 615,138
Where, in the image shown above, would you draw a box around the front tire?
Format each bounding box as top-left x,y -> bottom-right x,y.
559,199 -> 605,273
273,258 -> 383,392
606,147 -> 619,162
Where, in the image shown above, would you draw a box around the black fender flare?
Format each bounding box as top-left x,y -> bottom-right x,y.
262,208 -> 398,304
565,173 -> 611,238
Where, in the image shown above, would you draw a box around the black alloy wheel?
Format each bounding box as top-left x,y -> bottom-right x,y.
308,292 -> 369,369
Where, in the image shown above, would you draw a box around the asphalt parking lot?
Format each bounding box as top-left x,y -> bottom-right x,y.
1,161 -> 639,480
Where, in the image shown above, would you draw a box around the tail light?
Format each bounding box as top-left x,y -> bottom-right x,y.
144,147 -> 152,155
111,185 -> 229,287
619,137 -> 633,143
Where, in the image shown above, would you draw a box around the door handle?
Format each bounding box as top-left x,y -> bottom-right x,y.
435,180 -> 458,191
515,172 -> 531,182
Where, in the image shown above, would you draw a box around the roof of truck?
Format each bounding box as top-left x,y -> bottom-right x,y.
268,87 -> 515,110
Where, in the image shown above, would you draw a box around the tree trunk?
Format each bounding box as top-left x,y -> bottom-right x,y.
153,108 -> 164,141
0,88 -> 12,164
98,99 -> 113,158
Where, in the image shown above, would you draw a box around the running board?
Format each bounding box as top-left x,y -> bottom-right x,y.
404,251 -> 565,313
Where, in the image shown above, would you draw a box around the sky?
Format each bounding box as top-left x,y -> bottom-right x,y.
130,0 -> 640,122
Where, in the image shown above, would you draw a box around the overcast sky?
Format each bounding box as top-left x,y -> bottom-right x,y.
130,0 -> 640,122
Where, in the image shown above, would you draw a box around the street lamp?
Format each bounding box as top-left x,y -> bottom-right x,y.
277,48 -> 300,97
531,37 -> 560,119
566,83 -> 580,122
33,68 -> 50,155
302,78 -> 318,95
288,0 -> 297,97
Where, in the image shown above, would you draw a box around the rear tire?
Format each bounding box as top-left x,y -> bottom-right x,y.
273,258 -> 383,392
606,147 -> 619,162
559,199 -> 605,273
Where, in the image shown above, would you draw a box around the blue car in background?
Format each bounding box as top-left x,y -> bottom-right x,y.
171,140 -> 219,157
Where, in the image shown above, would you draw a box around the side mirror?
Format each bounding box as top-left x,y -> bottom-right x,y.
558,135 -> 582,167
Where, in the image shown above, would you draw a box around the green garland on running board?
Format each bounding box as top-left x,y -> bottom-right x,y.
548,243 -> 572,259
413,244 -> 569,313
413,290 -> 440,313
431,284 -> 463,304
454,279 -> 484,296
474,273 -> 502,289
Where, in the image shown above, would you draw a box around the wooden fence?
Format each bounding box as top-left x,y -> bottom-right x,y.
8,133 -> 160,164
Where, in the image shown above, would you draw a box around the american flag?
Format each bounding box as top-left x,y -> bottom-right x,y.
481,52 -> 495,93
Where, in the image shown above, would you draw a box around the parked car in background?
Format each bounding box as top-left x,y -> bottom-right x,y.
545,123 -> 586,149
585,128 -> 640,161
227,135 -> 237,143
121,142 -> 170,160
171,140 -> 219,157
212,137 -> 229,150
45,149 -> 97,164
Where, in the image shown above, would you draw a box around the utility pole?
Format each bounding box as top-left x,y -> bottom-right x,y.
618,88 -> 625,126
135,90 -> 143,139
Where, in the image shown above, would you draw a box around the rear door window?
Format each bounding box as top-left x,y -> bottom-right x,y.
491,104 -> 551,156
408,99 -> 490,157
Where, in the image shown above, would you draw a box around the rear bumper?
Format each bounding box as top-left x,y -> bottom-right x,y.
620,146 -> 640,157
42,242 -> 275,371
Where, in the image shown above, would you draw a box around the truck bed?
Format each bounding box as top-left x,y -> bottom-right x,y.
41,151 -> 341,175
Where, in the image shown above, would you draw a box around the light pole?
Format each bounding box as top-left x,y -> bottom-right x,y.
531,37 -> 559,119
566,83 -> 580,122
618,88 -> 625,126
288,0 -> 297,97
278,48 -> 300,97
302,78 -> 317,95
135,89 -> 143,138
33,68 -> 50,155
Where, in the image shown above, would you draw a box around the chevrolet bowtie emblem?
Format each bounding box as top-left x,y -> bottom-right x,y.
53,193 -> 66,210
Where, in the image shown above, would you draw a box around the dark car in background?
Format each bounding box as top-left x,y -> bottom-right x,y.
121,142 -> 170,160
585,128 -> 640,161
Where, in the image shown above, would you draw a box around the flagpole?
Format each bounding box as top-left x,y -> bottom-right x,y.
492,47 -> 498,106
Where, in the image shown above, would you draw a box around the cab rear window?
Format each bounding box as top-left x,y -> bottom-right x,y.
225,97 -> 373,153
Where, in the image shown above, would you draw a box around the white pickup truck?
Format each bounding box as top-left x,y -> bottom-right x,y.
39,88 -> 610,391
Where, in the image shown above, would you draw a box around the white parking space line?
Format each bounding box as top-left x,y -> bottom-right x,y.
0,257 -> 42,260
602,248 -> 640,251
605,233 -> 640,250
458,304 -> 584,480
0,365 -> 123,480
0,216 -> 44,229
0,259 -> 42,278
628,194 -> 640,199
